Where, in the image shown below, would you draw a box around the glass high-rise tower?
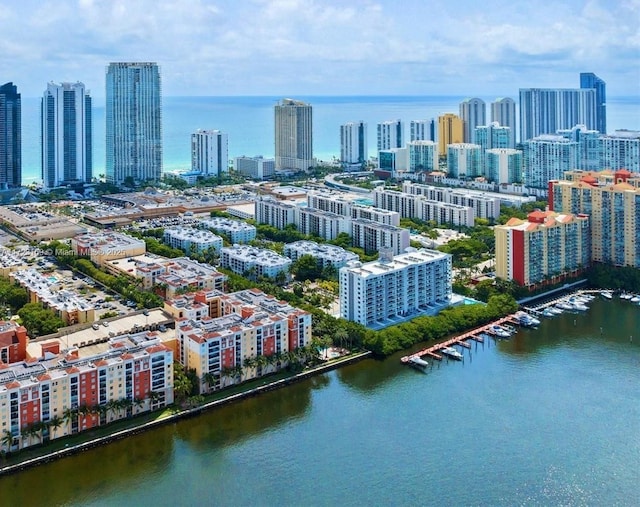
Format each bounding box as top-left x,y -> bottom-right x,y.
0,82 -> 21,188
274,99 -> 313,173
41,82 -> 92,188
580,72 -> 606,134
106,62 -> 162,184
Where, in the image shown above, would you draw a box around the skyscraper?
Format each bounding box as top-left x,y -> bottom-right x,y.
523,135 -> 579,189
0,83 -> 21,188
106,62 -> 162,184
377,120 -> 404,151
41,82 -> 92,188
191,130 -> 228,178
340,121 -> 368,166
274,98 -> 313,172
410,120 -> 436,142
519,88 -> 596,142
580,72 -> 606,134
437,113 -> 463,156
459,98 -> 486,143
491,97 -> 516,147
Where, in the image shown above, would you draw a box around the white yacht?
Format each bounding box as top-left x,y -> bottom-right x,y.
441,346 -> 464,361
491,325 -> 511,338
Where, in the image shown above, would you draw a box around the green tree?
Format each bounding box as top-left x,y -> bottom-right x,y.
17,303 -> 65,337
290,255 -> 322,282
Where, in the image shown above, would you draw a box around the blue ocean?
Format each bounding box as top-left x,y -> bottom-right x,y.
20,95 -> 640,184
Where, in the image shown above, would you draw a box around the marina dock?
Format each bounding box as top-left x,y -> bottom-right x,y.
400,316 -> 519,364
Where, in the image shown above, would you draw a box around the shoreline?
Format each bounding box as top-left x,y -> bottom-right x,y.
0,350 -> 371,477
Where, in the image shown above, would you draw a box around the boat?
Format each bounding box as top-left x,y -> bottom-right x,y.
441,346 -> 464,361
542,308 -> 557,317
620,292 -> 632,300
568,299 -> 588,311
556,301 -> 574,311
515,311 -> 541,327
490,325 -> 511,338
630,295 -> 640,303
408,356 -> 429,370
547,306 -> 563,315
600,291 -> 613,300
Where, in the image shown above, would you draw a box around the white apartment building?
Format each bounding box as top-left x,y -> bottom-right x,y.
283,240 -> 359,269
599,130 -> 640,172
163,226 -> 223,254
373,188 -> 475,227
523,135 -> 579,189
199,217 -> 257,244
255,197 -> 298,229
234,156 -> 275,180
340,248 -> 452,329
220,245 -> 292,279
407,141 -> 438,173
401,182 -> 502,220
486,148 -> 523,184
191,129 -> 228,177
298,208 -> 350,240
350,204 -> 400,227
350,219 -> 410,256
410,120 -> 436,142
340,121 -> 368,166
377,120 -> 404,151
447,143 -> 482,179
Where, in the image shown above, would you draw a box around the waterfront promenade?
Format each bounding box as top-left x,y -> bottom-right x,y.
0,350 -> 371,476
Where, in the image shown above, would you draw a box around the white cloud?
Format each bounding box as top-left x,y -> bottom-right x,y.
0,0 -> 637,97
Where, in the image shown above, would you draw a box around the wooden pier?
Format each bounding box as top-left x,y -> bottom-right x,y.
400,316 -> 514,364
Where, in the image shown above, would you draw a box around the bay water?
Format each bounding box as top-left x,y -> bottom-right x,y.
19,95 -> 640,184
1,296 -> 638,506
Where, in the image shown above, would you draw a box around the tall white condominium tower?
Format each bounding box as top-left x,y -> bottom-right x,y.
41,82 -> 92,188
410,120 -> 436,142
377,120 -> 404,151
491,97 -> 516,147
519,88 -> 596,143
191,130 -> 228,178
340,121 -> 368,166
523,135 -> 578,189
106,62 -> 162,184
459,98 -> 486,143
274,98 -> 313,172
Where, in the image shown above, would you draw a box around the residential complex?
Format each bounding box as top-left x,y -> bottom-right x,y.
340,121 -> 368,166
71,231 -> 146,265
486,149 -> 523,184
220,245 -> 292,279
168,288 -> 312,392
495,211 -> 591,287
377,120 -> 404,151
523,135 -> 579,189
437,114 -> 463,156
41,82 -> 92,188
410,120 -> 436,142
0,330 -> 174,452
519,87 -> 596,142
402,181 -> 501,220
459,98 -> 486,143
407,141 -> 438,173
199,217 -> 257,244
0,82 -> 21,188
106,62 -> 162,184
580,72 -> 606,134
0,320 -> 28,364
234,156 -> 274,180
191,130 -> 228,178
490,98 -> 516,147
339,248 -> 452,329
274,99 -> 313,173
105,255 -> 226,298
350,219 -> 410,256
549,170 -> 640,267
283,241 -> 358,269
447,143 -> 482,179
163,227 -> 223,254
373,187 -> 475,227
11,269 -> 95,325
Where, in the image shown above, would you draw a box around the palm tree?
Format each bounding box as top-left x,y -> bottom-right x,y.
220,367 -> 234,389
49,416 -> 63,439
255,354 -> 269,375
133,397 -> 145,413
62,407 -> 77,429
1,430 -> 14,452
233,365 -> 244,384
202,372 -> 217,393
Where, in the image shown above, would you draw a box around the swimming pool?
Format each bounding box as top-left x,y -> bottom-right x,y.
47,276 -> 58,283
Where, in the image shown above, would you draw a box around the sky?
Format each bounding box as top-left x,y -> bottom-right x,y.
1,0 -> 639,99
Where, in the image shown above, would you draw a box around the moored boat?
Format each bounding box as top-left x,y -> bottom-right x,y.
441,346 -> 464,361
